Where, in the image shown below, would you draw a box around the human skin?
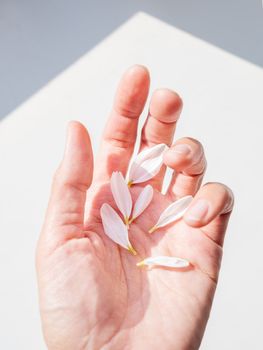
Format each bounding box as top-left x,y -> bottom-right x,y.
36,65 -> 234,350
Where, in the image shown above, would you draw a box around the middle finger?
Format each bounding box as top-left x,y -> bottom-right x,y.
139,88 -> 183,190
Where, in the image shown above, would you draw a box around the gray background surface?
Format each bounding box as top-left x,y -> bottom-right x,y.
0,0 -> 262,120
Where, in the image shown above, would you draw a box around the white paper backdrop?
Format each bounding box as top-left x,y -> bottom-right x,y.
0,13 -> 262,349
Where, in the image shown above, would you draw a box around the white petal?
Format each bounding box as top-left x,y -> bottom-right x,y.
131,185 -> 153,221
133,143 -> 168,164
100,203 -> 136,254
149,195 -> 193,233
127,144 -> 168,185
137,256 -> 189,268
110,171 -> 132,223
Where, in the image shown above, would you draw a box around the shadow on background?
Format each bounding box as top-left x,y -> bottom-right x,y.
0,0 -> 262,120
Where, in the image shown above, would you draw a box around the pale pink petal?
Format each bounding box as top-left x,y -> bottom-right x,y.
110,171 -> 132,224
131,185 -> 153,221
127,144 -> 168,185
137,256 -> 189,268
100,203 -> 136,254
149,195 -> 193,233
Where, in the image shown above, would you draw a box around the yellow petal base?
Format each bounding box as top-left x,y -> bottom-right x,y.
127,180 -> 133,187
136,260 -> 145,267
128,245 -> 137,255
124,217 -> 130,227
148,225 -> 157,234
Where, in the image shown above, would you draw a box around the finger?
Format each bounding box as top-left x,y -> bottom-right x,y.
164,138 -> 206,200
94,65 -> 150,182
139,88 -> 183,190
42,121 -> 93,244
184,182 -> 234,245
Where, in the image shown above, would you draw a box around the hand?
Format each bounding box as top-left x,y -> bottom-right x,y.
36,65 -> 234,350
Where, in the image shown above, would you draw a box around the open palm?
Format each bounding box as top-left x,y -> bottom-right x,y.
36,66 -> 233,350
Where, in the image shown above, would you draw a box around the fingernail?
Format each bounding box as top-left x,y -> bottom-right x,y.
186,199 -> 209,222
172,144 -> 191,156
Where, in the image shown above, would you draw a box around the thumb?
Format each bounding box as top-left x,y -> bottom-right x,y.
41,121 -> 93,246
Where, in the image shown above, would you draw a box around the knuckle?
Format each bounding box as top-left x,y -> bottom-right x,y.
103,134 -> 134,149
114,106 -> 139,119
